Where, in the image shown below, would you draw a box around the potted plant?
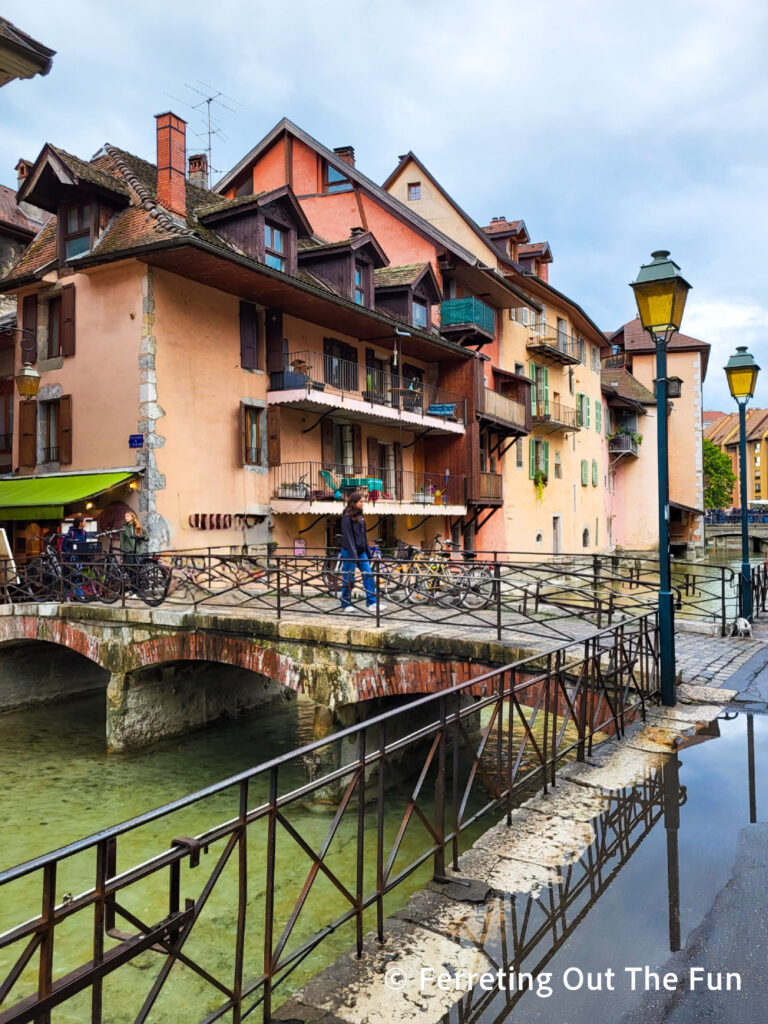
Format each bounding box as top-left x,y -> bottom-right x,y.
412,483 -> 436,504
278,473 -> 309,499
362,372 -> 385,404
533,468 -> 548,503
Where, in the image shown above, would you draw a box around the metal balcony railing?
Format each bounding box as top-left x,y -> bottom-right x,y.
483,387 -> 526,428
272,461 -> 467,507
527,320 -> 578,362
532,400 -> 579,429
269,350 -> 466,424
42,446 -> 59,462
609,434 -> 639,457
440,296 -> 495,335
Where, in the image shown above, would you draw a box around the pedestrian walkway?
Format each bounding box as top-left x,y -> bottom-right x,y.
675,632 -> 768,688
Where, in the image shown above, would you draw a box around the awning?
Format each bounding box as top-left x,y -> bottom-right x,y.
670,500 -> 704,516
0,471 -> 135,520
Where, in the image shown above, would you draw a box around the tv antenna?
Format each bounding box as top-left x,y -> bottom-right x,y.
164,81 -> 241,188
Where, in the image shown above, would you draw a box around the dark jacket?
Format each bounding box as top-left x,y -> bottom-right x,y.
61,527 -> 87,553
119,522 -> 146,555
341,513 -> 370,557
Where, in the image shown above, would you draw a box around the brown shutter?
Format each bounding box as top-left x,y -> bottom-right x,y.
366,437 -> 378,475
265,308 -> 284,372
352,424 -> 362,472
239,301 -> 260,370
22,295 -> 37,364
18,400 -> 36,467
59,395 -> 72,464
239,402 -> 247,465
61,285 -> 76,357
267,406 -> 281,467
394,441 -> 403,500
321,419 -> 334,469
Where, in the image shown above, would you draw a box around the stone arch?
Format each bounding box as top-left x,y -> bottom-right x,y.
0,637 -> 110,712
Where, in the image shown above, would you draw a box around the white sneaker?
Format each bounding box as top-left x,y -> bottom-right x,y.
341,606 -> 355,613
366,602 -> 386,612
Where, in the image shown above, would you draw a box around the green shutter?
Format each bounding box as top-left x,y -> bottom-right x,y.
543,441 -> 550,479
586,396 -> 591,428
529,363 -> 537,411
581,459 -> 588,486
529,438 -> 536,479
542,366 -> 550,415
592,459 -> 598,486
576,393 -> 583,426
595,401 -> 602,433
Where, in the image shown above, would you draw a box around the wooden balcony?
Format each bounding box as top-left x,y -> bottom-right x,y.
440,297 -> 495,348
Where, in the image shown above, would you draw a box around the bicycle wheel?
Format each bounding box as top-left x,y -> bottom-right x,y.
24,559 -> 60,601
461,565 -> 496,610
383,561 -> 412,604
429,563 -> 468,608
321,556 -> 343,597
136,561 -> 170,606
90,558 -> 123,604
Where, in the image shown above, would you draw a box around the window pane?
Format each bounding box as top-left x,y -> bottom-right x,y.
408,182 -> 421,200
265,252 -> 286,272
48,298 -> 61,358
355,266 -> 363,286
65,234 -> 90,259
412,300 -> 427,328
271,227 -> 284,252
327,165 -> 347,183
264,224 -> 272,248
67,208 -> 79,232
355,289 -> 364,305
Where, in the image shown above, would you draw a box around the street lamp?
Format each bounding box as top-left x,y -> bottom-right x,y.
725,345 -> 761,620
631,251 -> 692,707
14,329 -> 40,401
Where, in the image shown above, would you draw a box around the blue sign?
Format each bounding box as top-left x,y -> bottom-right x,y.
129,435 -> 144,449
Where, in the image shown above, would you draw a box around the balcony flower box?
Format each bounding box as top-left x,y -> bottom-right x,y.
278,481 -> 309,499
411,492 -> 434,505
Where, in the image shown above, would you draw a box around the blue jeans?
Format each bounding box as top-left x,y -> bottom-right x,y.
340,549 -> 377,607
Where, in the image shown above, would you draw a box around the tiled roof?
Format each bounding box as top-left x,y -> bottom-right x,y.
617,316 -> 709,353
0,184 -> 43,236
519,242 -> 551,257
704,412 -> 739,445
374,263 -> 429,287
195,191 -> 271,217
49,146 -> 131,198
5,216 -> 58,280
601,367 -> 656,405
484,218 -> 525,236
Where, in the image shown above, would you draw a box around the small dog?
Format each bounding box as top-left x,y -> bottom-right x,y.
732,616 -> 753,638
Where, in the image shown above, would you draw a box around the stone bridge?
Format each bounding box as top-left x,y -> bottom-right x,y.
706,523 -> 768,551
0,602 -> 542,752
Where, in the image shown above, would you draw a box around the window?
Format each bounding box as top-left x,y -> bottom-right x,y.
407,182 -> 421,201
264,223 -> 286,272
514,362 -> 524,375
529,438 -> 549,479
40,396 -> 72,464
241,404 -> 266,466
577,337 -> 587,364
520,307 -> 529,327
515,438 -> 524,469
62,203 -> 91,259
592,459 -> 598,486
48,297 -> 61,359
556,317 -> 568,351
590,345 -> 601,372
354,264 -> 365,305
412,298 -> 428,328
582,527 -> 590,548
581,459 -> 589,486
595,401 -> 602,433
324,162 -> 352,193
554,450 -> 562,479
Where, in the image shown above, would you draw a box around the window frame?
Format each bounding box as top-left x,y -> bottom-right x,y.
407,181 -> 421,201
47,296 -> 62,359
264,221 -> 287,272
411,296 -> 429,329
241,403 -> 267,468
60,201 -> 93,261
323,161 -> 353,194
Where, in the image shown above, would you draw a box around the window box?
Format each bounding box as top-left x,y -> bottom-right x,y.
411,492 -> 434,505
278,481 -> 309,499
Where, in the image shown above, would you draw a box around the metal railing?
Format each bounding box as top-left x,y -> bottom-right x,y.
706,509 -> 768,525
0,614 -> 660,1023
41,446 -> 58,462
526,320 -> 577,360
441,296 -> 495,335
482,387 -> 526,428
532,399 -> 579,429
271,462 -> 467,507
609,434 -> 640,457
269,350 -> 466,424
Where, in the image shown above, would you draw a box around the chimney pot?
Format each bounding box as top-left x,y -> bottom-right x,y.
188,152 -> 208,189
333,145 -> 355,167
15,159 -> 32,188
350,226 -> 366,237
155,111 -> 187,219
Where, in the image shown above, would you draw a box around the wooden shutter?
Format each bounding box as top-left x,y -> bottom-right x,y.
543,442 -> 550,479
592,459 -> 598,486
61,285 -> 76,357
351,424 -> 362,471
22,295 -> 38,364
586,396 -> 591,428
528,363 -> 537,413
239,402 -> 248,465
595,401 -> 602,433
321,419 -> 334,469
581,459 -> 589,486
366,436 -> 378,475
59,395 -> 73,464
529,438 -> 536,479
542,366 -> 550,416
266,405 -> 281,467
265,308 -> 284,372
239,301 -> 259,370
576,393 -> 583,426
19,400 -> 36,467
394,441 -> 403,499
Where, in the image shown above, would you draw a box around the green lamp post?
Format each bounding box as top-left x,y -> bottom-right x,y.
724,345 -> 761,620
630,251 -> 692,707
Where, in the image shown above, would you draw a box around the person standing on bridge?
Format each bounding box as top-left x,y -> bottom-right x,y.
120,511 -> 147,592
339,492 -> 383,613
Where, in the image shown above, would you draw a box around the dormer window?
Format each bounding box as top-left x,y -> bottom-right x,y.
62,202 -> 92,258
324,162 -> 352,194
264,223 -> 286,272
354,264 -> 365,305
412,298 -> 428,328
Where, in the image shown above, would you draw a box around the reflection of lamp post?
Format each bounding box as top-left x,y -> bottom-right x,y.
724,346 -> 761,621
663,753 -> 682,952
747,713 -> 757,824
14,328 -> 40,401
631,251 -> 692,707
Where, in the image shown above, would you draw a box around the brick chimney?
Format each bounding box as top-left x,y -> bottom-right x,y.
15,159 -> 32,189
188,153 -> 208,189
155,112 -> 187,219
333,146 -> 355,167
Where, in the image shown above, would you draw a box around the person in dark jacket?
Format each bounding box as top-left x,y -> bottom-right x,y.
61,515 -> 87,553
339,492 -> 383,612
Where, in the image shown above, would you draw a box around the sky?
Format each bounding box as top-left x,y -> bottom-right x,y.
2,0 -> 767,412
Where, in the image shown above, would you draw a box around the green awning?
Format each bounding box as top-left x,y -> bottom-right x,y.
0,471 -> 135,520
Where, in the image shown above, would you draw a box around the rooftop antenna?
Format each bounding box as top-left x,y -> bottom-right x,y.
164,81 -> 242,188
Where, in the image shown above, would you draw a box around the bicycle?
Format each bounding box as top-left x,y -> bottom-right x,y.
323,539 -> 392,602
389,535 -> 467,607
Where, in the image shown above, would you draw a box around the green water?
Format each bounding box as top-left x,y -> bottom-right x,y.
0,691 -> 477,1022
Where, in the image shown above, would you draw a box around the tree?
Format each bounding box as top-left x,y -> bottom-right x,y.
703,438 -> 736,509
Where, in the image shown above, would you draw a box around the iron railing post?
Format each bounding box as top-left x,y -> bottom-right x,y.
275,558 -> 281,620
495,558 -> 502,641
433,697 -> 447,880
356,729 -> 366,957
263,767 -> 278,1023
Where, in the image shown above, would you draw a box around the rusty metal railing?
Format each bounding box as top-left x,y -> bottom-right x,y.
0,613 -> 659,1023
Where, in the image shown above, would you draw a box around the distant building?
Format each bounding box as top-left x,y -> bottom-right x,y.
704,408 -> 768,506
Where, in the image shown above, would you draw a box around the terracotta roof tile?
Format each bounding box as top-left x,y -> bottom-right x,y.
50,146 -> 130,198
617,316 -> 709,354
601,367 -> 656,405
5,216 -> 58,279
0,184 -> 44,236
484,218 -> 524,235
519,242 -> 550,257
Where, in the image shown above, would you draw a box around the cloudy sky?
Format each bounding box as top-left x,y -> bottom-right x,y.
3,0 -> 767,411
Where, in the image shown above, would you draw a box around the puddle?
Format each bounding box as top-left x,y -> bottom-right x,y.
437,710 -> 768,1023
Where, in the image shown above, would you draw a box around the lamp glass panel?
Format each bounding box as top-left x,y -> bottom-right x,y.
15,370 -> 40,399
726,365 -> 759,400
632,277 -> 689,334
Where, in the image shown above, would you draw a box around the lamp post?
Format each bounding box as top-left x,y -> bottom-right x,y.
14,328 -> 40,401
724,345 -> 761,620
630,251 -> 692,707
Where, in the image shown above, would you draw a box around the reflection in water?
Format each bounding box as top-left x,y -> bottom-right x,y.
439,712 -> 763,1024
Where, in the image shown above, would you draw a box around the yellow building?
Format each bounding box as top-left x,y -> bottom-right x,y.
704,408 -> 768,506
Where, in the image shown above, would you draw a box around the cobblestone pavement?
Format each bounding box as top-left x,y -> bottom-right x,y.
675,631 -> 768,689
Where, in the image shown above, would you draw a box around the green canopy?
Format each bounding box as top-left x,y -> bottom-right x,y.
0,471 -> 135,520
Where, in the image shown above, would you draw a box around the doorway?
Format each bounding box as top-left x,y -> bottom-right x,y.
552,515 -> 562,554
